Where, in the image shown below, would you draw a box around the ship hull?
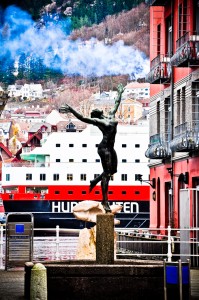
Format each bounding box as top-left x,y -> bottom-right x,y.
3,199 -> 149,229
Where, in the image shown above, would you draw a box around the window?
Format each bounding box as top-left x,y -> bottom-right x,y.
95,191 -> 100,194
26,174 -> 32,180
6,174 -> 10,181
55,191 -> 60,194
135,191 -> 140,194
110,175 -> 114,181
56,159 -> 60,162
94,174 -> 100,179
135,174 -> 141,181
121,174 -> 127,181
67,174 -> 73,181
82,191 -> 86,194
40,174 -> 46,181
122,191 -> 126,195
108,191 -> 113,194
80,174 -> 86,181
157,101 -> 160,134
122,144 -> 127,148
82,144 -> 87,147
95,159 -> 100,162
69,144 -> 74,147
69,159 -> 74,162
53,174 -> 59,181
56,143 -> 60,147
135,159 -> 140,163
135,144 -> 140,148
95,144 -> 99,147
68,191 -> 73,194
82,159 -> 87,162
157,24 -> 161,55
122,159 -> 127,163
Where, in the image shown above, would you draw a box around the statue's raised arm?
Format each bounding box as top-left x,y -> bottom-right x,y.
110,83 -> 125,117
59,104 -> 95,125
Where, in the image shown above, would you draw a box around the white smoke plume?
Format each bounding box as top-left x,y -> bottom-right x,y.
0,5 -> 149,78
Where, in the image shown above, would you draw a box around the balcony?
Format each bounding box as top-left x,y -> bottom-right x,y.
171,32 -> 199,67
170,122 -> 199,152
149,0 -> 168,5
145,133 -> 171,159
146,54 -> 171,84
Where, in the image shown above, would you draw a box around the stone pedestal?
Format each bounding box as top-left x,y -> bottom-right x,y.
96,213 -> 114,264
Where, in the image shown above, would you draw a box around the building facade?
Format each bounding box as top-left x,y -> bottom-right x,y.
146,0 -> 199,233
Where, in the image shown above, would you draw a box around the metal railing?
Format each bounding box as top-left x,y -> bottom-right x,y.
0,225 -> 198,269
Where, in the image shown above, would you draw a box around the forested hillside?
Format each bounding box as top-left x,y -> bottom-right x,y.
1,0 -> 146,24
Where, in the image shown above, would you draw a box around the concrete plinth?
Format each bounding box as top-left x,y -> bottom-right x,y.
96,213 -> 114,264
25,260 -> 164,300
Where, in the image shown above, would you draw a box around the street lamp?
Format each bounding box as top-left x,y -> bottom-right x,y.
136,174 -> 156,189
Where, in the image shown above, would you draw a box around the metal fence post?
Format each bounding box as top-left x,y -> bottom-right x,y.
0,225 -> 4,269
167,225 -> 172,262
56,225 -> 60,260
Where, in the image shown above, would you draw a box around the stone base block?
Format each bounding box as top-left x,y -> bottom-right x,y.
25,260 -> 164,300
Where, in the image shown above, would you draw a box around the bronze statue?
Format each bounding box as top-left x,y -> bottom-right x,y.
59,84 -> 124,213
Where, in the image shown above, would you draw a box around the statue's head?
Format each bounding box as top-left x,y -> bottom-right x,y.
91,109 -> 103,118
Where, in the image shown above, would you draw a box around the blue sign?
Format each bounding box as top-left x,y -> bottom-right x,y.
166,265 -> 178,284
15,224 -> 24,234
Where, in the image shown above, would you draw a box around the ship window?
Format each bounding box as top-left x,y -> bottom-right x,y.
110,175 -> 114,181
82,144 -> 87,147
108,191 -> 113,194
67,174 -> 73,181
94,174 -> 100,179
82,191 -> 86,194
53,174 -> 59,181
122,144 -> 127,148
135,174 -> 141,181
122,159 -> 127,163
95,159 -> 100,162
95,191 -> 100,194
95,144 -> 99,147
80,174 -> 86,181
69,144 -> 74,147
122,191 -> 126,194
121,174 -> 127,181
40,174 -> 46,181
135,191 -> 140,194
56,159 -> 61,162
135,144 -> 140,148
6,174 -> 10,181
135,159 -> 140,163
56,143 -> 61,147
82,159 -> 87,162
69,159 -> 74,162
68,191 -> 73,194
55,191 -> 60,194
26,174 -> 32,180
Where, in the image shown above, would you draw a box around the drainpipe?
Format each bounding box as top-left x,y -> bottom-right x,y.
170,0 -> 175,226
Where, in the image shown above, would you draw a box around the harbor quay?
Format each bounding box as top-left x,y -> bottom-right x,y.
0,267 -> 199,299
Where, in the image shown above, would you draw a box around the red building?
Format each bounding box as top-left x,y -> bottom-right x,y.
146,0 -> 199,236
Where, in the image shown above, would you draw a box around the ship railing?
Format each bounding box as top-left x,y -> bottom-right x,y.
0,225 -> 198,269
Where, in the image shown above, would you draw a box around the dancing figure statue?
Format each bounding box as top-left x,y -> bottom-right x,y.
59,84 -> 124,213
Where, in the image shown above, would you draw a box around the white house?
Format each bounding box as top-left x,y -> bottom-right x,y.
7,83 -> 43,100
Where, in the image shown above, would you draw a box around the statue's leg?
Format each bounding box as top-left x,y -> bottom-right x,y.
101,173 -> 111,213
89,173 -> 103,192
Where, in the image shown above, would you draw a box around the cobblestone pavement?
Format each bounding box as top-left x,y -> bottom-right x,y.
0,268 -> 198,299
